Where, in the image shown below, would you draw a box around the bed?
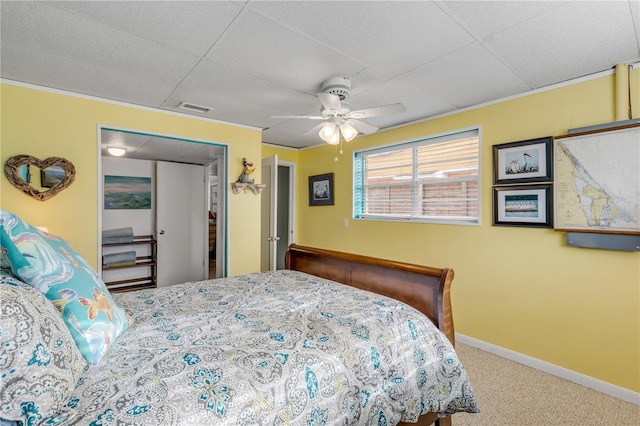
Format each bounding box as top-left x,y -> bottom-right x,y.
284,245 -> 475,426
1,213 -> 479,426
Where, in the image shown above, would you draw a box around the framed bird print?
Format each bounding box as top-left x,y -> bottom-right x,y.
308,173 -> 334,206
493,136 -> 553,185
493,184 -> 553,228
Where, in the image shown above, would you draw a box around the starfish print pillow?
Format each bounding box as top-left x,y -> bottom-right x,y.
1,209 -> 132,363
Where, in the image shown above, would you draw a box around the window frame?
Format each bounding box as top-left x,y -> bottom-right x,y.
352,127 -> 482,226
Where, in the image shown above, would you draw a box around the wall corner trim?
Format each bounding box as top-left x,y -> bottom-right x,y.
455,333 -> 640,405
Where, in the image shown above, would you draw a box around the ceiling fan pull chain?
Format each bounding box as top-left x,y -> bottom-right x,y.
334,136 -> 345,161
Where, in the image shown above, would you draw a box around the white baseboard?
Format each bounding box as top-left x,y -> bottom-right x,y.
455,333 -> 640,406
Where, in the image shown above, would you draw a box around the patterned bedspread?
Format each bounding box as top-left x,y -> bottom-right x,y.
52,270 -> 479,425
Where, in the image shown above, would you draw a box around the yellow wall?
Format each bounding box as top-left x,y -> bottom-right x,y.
293,70 -> 640,392
1,83 -> 262,276
262,143 -> 300,164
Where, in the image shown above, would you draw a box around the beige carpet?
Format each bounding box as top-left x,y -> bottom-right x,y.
451,343 -> 640,426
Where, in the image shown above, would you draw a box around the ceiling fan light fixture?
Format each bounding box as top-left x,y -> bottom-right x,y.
319,123 -> 340,145
107,147 -> 126,157
339,123 -> 358,141
321,77 -> 351,100
329,132 -> 341,145
272,77 -> 405,146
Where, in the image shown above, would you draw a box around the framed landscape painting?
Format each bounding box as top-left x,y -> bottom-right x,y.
104,175 -> 152,209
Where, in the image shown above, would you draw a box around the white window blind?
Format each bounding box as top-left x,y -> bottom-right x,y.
354,129 -> 480,224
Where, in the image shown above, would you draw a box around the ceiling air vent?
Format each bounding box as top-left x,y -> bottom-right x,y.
178,102 -> 212,114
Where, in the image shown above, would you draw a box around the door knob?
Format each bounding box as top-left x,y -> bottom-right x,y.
159,230 -> 165,235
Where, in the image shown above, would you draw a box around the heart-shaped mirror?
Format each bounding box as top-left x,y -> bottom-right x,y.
5,155 -> 76,201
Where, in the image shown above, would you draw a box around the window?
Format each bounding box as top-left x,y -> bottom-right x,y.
354,128 -> 480,225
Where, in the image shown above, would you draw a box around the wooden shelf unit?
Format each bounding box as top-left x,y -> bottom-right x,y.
102,235 -> 157,293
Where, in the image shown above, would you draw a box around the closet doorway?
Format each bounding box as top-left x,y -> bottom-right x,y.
98,127 -> 227,286
261,155 -> 296,271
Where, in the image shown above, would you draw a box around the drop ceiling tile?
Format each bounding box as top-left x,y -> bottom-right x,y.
1,44 -> 176,107
267,115 -> 327,136
401,43 -> 530,108
262,126 -> 324,149
101,129 -> 225,165
163,86 -> 280,129
247,1 -> 475,76
438,1 -> 570,38
349,79 -> 456,128
101,131 -> 152,152
1,2 -> 201,85
484,1 -> 640,88
179,58 -> 320,114
178,145 -> 226,166
339,68 -> 392,99
134,136 -> 211,161
48,1 -> 243,57
204,9 -> 367,94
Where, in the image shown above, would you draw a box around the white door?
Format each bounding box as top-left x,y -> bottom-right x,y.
214,156 -> 226,278
261,155 -> 278,271
156,161 -> 207,286
275,164 -> 294,270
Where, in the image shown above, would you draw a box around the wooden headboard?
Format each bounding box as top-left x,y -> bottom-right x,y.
285,244 -> 455,347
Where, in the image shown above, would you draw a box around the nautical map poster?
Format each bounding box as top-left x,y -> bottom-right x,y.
554,125 -> 640,234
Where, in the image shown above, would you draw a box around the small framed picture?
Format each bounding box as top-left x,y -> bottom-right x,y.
493,136 -> 553,184
493,184 -> 552,228
308,173 -> 334,206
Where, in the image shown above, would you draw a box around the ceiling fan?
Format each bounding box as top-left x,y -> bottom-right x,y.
271,77 -> 407,144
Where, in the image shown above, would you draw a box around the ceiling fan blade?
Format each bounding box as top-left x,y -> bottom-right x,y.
304,122 -> 328,135
317,92 -> 342,113
269,115 -> 325,120
347,103 -> 406,119
349,119 -> 379,135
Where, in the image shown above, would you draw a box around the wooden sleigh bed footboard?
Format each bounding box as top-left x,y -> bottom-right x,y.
285,244 -> 456,426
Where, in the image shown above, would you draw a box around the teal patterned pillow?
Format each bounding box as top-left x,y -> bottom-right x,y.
0,272 -> 87,423
0,210 -> 131,363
